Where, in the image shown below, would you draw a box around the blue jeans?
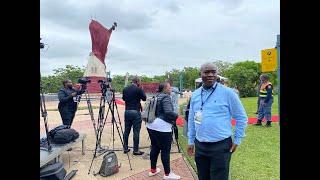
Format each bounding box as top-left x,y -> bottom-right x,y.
258,98 -> 273,122
257,97 -> 261,112
123,110 -> 142,152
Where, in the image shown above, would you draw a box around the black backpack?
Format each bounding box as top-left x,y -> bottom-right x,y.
48,125 -> 69,140
48,125 -> 79,144
53,128 -> 79,144
40,162 -> 66,180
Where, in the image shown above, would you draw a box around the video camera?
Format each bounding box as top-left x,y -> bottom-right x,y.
78,77 -> 91,85
98,78 -> 112,89
98,78 -> 113,96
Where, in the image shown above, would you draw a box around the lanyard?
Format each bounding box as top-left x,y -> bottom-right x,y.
201,83 -> 218,110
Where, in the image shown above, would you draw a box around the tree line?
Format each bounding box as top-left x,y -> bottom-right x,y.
41,61 -> 277,97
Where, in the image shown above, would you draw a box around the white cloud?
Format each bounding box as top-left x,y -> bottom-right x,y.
40,0 -> 279,76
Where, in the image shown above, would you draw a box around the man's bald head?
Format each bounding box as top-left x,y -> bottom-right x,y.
200,62 -> 218,88
200,62 -> 217,72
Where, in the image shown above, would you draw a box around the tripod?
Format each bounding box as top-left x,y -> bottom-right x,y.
88,83 -> 132,175
171,124 -> 181,153
107,90 -> 126,151
40,73 -> 52,152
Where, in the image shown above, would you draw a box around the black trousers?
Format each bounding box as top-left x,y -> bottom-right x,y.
147,128 -> 173,175
195,137 -> 232,180
123,110 -> 142,152
59,109 -> 76,127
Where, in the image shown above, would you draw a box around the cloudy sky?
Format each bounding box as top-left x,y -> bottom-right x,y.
40,0 -> 279,77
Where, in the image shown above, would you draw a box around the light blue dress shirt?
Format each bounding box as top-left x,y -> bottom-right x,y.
188,82 -> 248,145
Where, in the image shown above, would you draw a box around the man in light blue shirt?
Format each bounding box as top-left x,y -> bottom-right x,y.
187,62 -> 248,180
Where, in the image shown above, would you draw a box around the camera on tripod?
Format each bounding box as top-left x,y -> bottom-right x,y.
78,77 -> 91,85
98,78 -> 113,96
98,78 -> 112,89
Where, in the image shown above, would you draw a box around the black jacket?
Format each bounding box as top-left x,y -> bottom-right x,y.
58,88 -> 82,112
122,84 -> 147,111
155,93 -> 178,125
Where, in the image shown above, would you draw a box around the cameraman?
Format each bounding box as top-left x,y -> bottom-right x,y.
58,79 -> 85,128
122,76 -> 146,155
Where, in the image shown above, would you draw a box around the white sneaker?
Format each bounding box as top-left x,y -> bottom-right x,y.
163,172 -> 181,179
148,167 -> 161,177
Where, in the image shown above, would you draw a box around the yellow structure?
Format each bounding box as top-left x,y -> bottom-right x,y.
261,48 -> 277,72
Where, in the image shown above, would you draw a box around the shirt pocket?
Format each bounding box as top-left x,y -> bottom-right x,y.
205,99 -> 229,114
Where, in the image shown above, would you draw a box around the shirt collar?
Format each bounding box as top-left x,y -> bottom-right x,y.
201,82 -> 218,92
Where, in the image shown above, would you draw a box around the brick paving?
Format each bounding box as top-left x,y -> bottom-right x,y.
40,98 -> 197,179
122,157 -> 196,180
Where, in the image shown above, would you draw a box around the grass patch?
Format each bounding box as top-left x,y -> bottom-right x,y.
240,95 -> 278,117
177,127 -> 197,173
230,123 -> 280,180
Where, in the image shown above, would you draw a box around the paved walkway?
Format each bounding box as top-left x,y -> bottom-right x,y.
123,157 -> 197,180
40,99 -> 197,179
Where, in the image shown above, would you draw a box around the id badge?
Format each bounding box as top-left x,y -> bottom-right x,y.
73,96 -> 78,102
195,110 -> 202,124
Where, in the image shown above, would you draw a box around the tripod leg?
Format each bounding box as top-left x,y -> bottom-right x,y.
100,105 -> 110,135
88,136 -> 100,174
97,96 -> 106,149
109,99 -> 133,170
40,89 -> 52,152
113,99 -> 125,134
85,92 -> 98,138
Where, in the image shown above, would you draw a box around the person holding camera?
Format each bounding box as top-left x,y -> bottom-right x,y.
146,82 -> 181,180
58,79 -> 84,128
122,76 -> 147,155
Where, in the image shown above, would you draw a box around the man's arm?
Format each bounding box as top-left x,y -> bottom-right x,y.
140,88 -> 147,101
187,95 -> 196,145
122,88 -> 127,101
228,89 -> 248,145
264,85 -> 273,103
58,89 -> 72,103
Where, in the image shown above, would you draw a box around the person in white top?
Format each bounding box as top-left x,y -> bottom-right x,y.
146,82 -> 181,180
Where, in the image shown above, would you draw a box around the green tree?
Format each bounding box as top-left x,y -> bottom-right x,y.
225,61 -> 260,97
183,67 -> 200,91
41,65 -> 85,93
140,75 -> 153,83
212,60 -> 232,77
112,75 -> 126,92
167,69 -> 182,87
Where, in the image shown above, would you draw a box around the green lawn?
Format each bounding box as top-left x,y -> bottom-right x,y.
240,95 -> 278,117
178,96 -> 280,180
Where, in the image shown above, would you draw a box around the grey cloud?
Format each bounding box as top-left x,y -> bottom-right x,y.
41,0 -> 279,76
41,1 -> 154,31
42,41 -> 88,59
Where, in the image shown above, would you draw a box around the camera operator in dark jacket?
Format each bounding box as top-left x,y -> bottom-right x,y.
146,82 -> 180,179
58,79 -> 84,128
122,76 -> 147,155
